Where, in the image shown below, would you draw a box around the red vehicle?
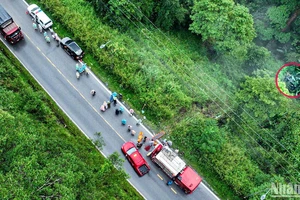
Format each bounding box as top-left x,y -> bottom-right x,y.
121,142 -> 150,176
0,5 -> 23,44
150,144 -> 202,194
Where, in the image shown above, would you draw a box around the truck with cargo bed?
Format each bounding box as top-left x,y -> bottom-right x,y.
150,144 -> 202,194
0,5 -> 23,44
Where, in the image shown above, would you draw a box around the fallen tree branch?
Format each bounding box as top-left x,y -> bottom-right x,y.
282,8 -> 300,32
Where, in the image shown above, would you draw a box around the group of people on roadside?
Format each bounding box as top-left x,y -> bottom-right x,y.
90,90 -> 177,188
32,21 -> 60,46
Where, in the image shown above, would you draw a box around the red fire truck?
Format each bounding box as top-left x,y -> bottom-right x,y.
150,144 -> 202,194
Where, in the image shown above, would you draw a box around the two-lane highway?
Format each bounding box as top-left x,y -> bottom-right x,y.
1,1 -> 220,199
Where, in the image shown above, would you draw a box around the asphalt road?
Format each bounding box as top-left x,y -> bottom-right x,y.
1,1 -> 220,199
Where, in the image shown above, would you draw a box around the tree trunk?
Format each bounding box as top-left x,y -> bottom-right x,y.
282,8 -> 300,32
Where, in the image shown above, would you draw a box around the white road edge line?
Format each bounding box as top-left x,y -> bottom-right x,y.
202,183 -> 220,200
19,1 -> 219,199
1,37 -> 148,200
7,4 -> 148,198
2,27 -> 147,200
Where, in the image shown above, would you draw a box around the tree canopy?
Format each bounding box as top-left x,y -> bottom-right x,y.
189,0 -> 256,52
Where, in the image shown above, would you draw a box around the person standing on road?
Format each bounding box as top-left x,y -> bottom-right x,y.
136,119 -> 142,126
115,108 -> 120,115
119,106 -> 124,114
113,96 -> 117,106
55,33 -> 60,47
100,105 -> 105,112
32,22 -> 37,30
127,125 -> 132,132
45,35 -> 50,43
38,24 -> 43,33
131,130 -> 136,136
90,90 -> 96,96
144,139 -> 154,151
143,136 -> 148,143
103,101 -> 108,110
51,30 -> 56,41
129,109 -> 134,116
137,141 -> 143,148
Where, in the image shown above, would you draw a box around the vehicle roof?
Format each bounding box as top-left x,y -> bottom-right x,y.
61,37 -> 72,44
129,150 -> 145,166
0,5 -> 12,25
61,37 -> 83,55
155,146 -> 186,176
27,4 -> 39,12
3,22 -> 18,35
122,142 -> 147,166
179,166 -> 202,191
36,10 -> 51,22
68,42 -> 80,51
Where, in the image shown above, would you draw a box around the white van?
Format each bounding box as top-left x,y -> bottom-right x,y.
27,4 -> 53,30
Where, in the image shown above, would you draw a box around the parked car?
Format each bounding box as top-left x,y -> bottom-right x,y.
121,142 -> 150,176
27,4 -> 53,30
60,37 -> 84,60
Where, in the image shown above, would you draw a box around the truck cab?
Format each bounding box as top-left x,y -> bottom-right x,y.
2,23 -> 23,44
175,166 -> 202,194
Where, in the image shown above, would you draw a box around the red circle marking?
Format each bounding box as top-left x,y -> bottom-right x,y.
275,62 -> 300,99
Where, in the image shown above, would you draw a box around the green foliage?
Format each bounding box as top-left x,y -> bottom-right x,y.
170,113 -> 226,158
242,44 -> 275,74
230,73 -> 300,182
107,0 -> 144,29
254,19 -> 274,41
87,0 -> 191,30
153,0 -> 188,30
211,142 -> 264,195
252,0 -> 300,47
93,132 -> 106,150
214,43 -> 275,84
189,0 -> 256,52
235,74 -> 293,120
108,152 -> 126,171
284,51 -> 300,63
267,5 -> 291,43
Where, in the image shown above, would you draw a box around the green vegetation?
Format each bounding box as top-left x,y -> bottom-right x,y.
190,0 -> 256,52
0,43 -> 142,199
12,0 -> 300,199
279,65 -> 300,96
